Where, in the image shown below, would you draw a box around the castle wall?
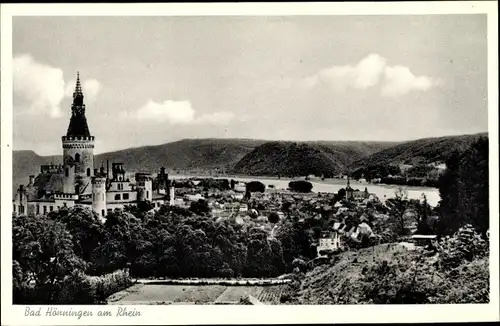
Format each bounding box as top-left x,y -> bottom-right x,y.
106,190 -> 137,203
63,165 -> 76,194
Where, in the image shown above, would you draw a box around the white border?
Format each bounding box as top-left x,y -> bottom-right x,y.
1,2 -> 499,325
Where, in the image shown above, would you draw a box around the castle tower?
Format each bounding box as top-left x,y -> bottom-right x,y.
135,173 -> 153,202
112,163 -> 126,181
92,175 -> 107,221
157,167 -> 169,194
62,72 -> 95,195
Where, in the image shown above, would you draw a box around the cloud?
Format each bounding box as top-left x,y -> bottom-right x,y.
298,53 -> 441,96
14,54 -> 66,118
125,99 -> 235,125
381,65 -> 441,97
301,53 -> 387,91
130,100 -> 196,124
194,111 -> 236,125
13,54 -> 101,118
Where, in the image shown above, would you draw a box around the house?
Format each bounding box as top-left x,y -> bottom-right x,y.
234,184 -> 246,193
411,234 -> 437,247
317,231 -> 342,258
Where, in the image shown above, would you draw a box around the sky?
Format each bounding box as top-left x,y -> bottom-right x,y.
12,15 -> 488,155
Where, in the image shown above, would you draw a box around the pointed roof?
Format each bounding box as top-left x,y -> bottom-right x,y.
66,72 -> 91,137
346,174 -> 353,190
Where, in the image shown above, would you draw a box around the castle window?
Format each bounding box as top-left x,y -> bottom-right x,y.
43,206 -> 47,214
50,206 -> 53,212
123,193 -> 129,200
63,202 -> 67,207
101,209 -> 105,217
13,204 -> 16,213
115,194 -> 121,200
75,153 -> 80,162
147,191 -> 149,199
65,167 -> 69,177
36,205 -> 40,214
87,168 -> 91,177
19,205 -> 24,214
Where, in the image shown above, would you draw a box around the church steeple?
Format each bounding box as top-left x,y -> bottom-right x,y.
66,72 -> 91,137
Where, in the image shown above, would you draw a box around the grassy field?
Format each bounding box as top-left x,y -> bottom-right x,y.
108,284 -> 288,305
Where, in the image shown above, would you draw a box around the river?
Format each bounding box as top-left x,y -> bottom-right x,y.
169,174 -> 441,207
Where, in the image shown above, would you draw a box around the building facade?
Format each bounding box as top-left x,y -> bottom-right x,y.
12,73 -> 174,220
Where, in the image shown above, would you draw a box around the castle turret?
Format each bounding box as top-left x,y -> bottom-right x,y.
62,72 -> 95,195
156,166 -> 169,194
112,163 -> 126,181
92,174 -> 107,221
135,172 -> 153,202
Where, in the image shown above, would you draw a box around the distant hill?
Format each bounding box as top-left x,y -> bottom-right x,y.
354,132 -> 488,167
12,138 -> 266,190
12,133 -> 488,191
12,150 -> 62,188
231,141 -> 397,177
93,138 -> 267,174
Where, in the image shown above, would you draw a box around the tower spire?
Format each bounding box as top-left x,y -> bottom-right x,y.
65,71 -> 91,137
74,71 -> 83,99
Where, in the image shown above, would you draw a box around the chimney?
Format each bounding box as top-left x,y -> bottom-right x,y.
29,175 -> 35,185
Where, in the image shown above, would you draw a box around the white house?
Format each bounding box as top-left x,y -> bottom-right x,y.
317,231 -> 342,258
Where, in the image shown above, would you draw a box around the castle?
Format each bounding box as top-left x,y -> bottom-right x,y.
12,73 -> 175,220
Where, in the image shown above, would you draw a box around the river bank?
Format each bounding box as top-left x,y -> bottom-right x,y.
169,173 -> 441,206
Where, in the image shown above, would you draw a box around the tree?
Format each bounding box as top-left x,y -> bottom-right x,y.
12,214 -> 86,303
337,188 -> 346,200
289,180 -> 313,193
189,199 -> 210,215
49,206 -> 105,268
246,181 -> 266,193
386,188 -> 414,235
268,212 -> 280,224
437,137 -> 489,234
281,201 -> 292,217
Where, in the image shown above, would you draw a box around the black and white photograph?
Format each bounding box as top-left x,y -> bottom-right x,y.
1,2 -> 499,324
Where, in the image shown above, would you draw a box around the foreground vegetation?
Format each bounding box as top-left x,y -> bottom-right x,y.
12,137 -> 489,304
289,225 -> 489,304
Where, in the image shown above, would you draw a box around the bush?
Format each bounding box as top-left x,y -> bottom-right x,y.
93,269 -> 134,302
268,212 -> 280,224
57,271 -> 97,304
246,181 -> 266,193
437,224 -> 489,270
289,180 -> 313,193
